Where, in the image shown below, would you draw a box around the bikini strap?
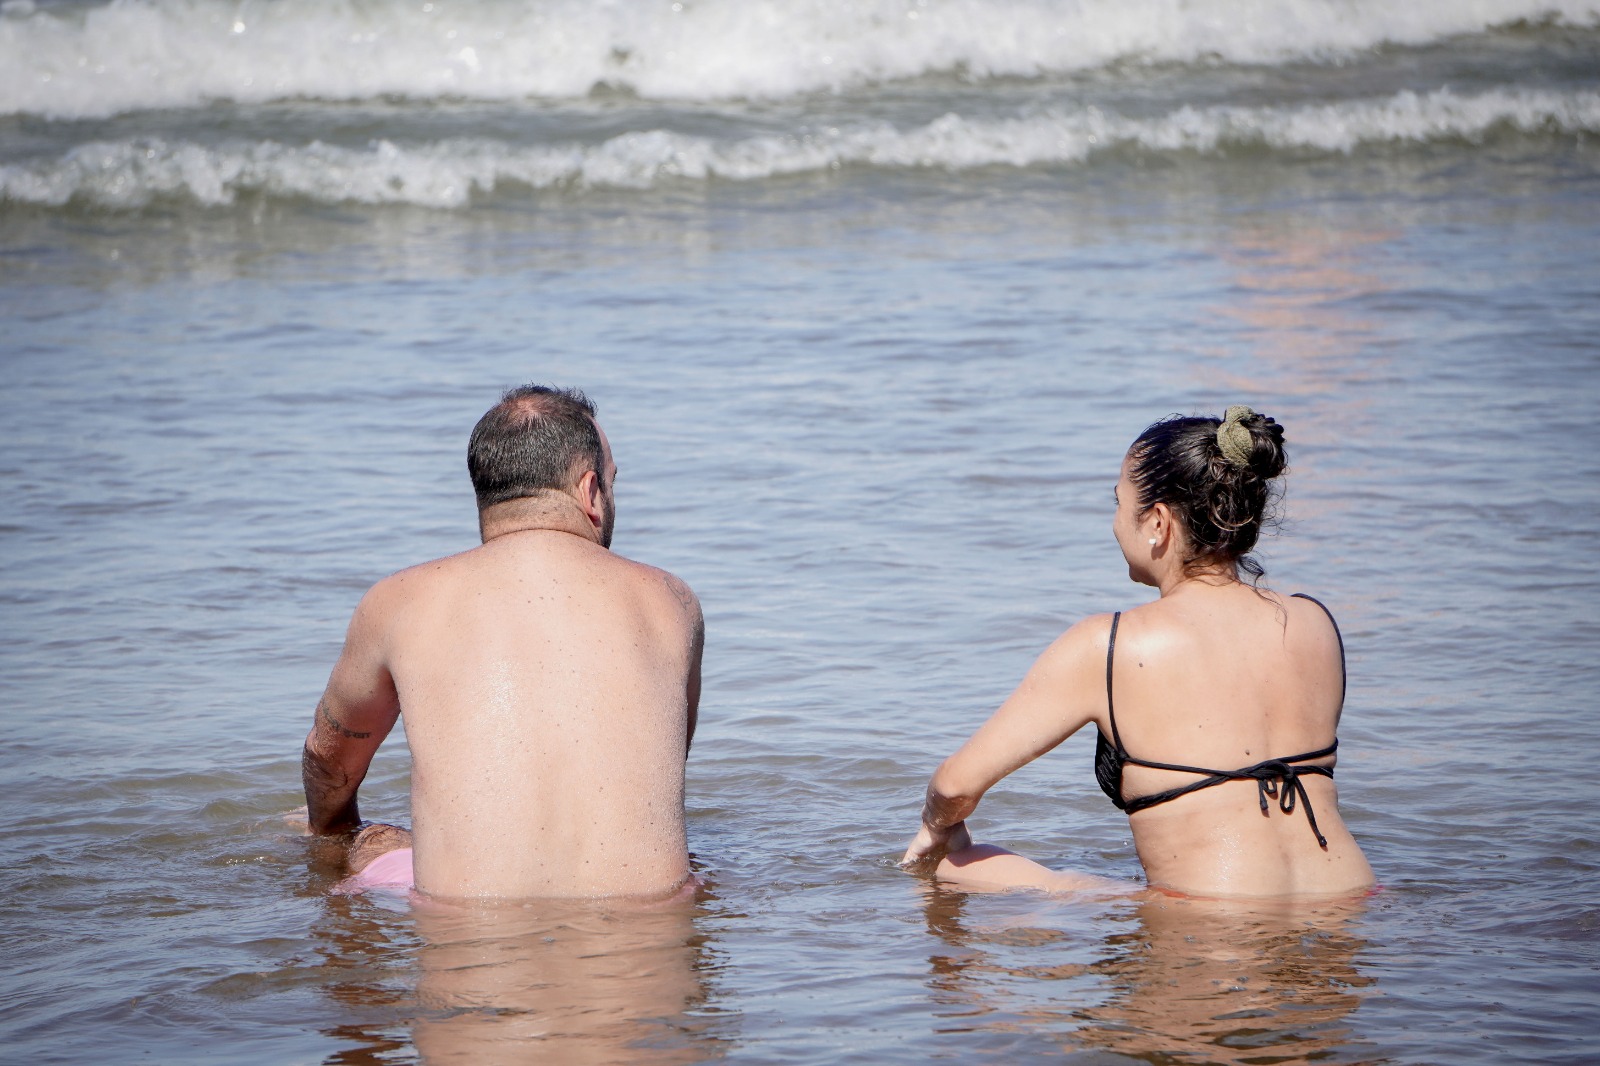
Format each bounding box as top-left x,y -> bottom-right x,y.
1105,612 -> 1127,754
1292,593 -> 1346,709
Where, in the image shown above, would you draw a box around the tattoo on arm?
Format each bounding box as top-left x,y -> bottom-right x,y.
318,697 -> 371,739
665,574 -> 695,614
665,574 -> 704,639
302,743 -> 349,792
302,742 -> 360,835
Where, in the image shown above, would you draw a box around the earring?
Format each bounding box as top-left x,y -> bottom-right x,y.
1148,537 -> 1158,545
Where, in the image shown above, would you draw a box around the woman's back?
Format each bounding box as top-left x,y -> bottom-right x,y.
903,405 -> 1374,901
1107,584 -> 1373,897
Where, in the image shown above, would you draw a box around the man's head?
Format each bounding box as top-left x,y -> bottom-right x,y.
468,385 -> 614,547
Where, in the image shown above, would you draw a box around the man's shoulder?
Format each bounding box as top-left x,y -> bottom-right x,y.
656,568 -> 702,625
618,556 -> 700,616
359,548 -> 478,606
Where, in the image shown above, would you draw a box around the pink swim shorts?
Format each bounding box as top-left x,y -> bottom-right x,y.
332,847 -> 415,895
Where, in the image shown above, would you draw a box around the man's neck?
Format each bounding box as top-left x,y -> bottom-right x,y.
478,495 -> 600,545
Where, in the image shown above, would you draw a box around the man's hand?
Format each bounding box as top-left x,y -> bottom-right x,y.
900,819 -> 972,870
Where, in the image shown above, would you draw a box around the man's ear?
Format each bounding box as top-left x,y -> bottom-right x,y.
573,468 -> 605,533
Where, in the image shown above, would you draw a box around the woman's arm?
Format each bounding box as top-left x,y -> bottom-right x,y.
900,614 -> 1112,868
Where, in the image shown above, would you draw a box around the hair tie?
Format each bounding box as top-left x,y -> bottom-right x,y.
1217,405 -> 1255,469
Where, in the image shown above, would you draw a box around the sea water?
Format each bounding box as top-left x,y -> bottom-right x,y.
2,1 -> 1598,1062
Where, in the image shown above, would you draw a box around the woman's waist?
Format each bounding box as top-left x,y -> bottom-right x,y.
1129,787 -> 1370,896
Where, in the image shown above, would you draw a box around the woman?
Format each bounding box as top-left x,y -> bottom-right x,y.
902,407 -> 1374,898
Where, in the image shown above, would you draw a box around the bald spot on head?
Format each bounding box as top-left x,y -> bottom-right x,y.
468,385 -> 605,512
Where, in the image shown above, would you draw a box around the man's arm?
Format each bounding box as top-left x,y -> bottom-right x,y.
685,596 -> 703,757
302,583 -> 402,835
666,572 -> 704,757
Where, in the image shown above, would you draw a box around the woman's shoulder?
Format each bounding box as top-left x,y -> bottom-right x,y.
1033,611 -> 1118,676
1107,594 -> 1193,635
1112,585 -> 1337,646
1281,591 -> 1346,663
1283,590 -> 1341,625
1057,610 -> 1119,648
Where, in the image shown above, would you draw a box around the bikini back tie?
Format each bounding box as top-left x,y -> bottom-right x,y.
1093,596 -> 1343,848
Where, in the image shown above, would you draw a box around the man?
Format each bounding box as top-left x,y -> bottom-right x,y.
301,385 -> 703,899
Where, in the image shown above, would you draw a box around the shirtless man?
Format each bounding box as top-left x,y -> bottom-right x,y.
301,385 -> 703,900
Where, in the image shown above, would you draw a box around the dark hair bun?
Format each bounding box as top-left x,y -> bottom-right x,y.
1128,407 -> 1289,580
1237,409 -> 1287,481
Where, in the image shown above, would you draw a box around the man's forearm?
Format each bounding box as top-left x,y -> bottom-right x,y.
302,742 -> 362,835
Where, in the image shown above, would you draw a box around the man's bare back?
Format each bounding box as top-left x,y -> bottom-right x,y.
302,387 -> 702,901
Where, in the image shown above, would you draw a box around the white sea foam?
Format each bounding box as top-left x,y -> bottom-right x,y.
4,86 -> 1594,208
2,0 -> 1598,119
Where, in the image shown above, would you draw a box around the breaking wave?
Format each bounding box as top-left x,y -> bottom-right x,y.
4,86 -> 1595,209
2,0 -> 1598,119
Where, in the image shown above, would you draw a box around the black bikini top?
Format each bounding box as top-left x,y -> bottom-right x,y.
1092,593 -> 1344,848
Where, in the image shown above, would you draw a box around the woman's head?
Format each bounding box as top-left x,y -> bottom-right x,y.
1122,406 -> 1288,581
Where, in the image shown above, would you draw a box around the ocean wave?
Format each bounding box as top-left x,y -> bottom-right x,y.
3,86 -> 1594,209
2,0 -> 1598,118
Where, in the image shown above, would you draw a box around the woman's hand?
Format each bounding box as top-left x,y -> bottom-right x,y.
899,819 -> 972,869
